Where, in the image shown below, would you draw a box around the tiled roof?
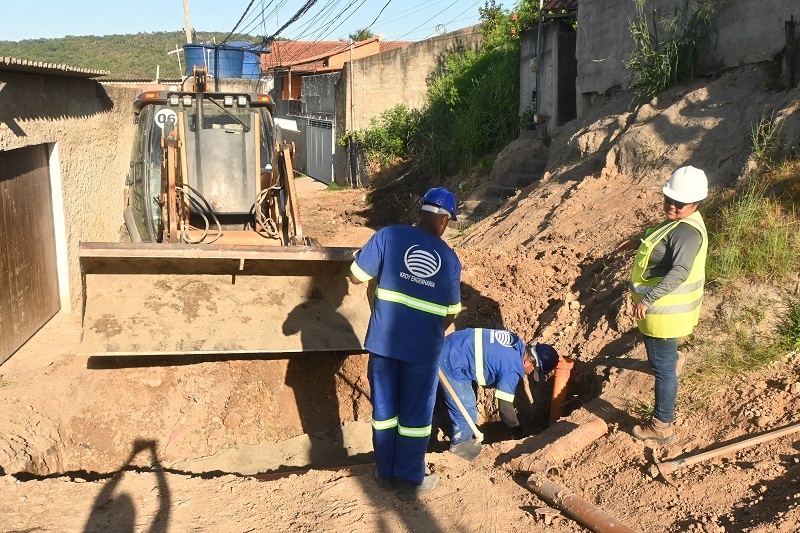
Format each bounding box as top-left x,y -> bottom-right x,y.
0,57 -> 108,78
262,41 -> 351,69
263,37 -> 411,73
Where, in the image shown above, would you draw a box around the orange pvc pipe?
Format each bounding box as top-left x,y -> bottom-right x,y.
549,357 -> 575,424
511,417 -> 608,473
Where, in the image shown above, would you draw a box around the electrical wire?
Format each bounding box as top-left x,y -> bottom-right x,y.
221,0 -> 259,44
263,0 -> 321,46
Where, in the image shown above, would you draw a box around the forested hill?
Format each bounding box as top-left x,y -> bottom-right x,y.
0,31 -> 261,78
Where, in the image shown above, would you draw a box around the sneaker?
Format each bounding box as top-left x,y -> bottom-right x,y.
632,418 -> 675,444
676,351 -> 687,381
373,468 -> 395,491
396,474 -> 439,501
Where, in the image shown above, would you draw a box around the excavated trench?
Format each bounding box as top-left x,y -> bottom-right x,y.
4,184 -> 610,479
4,345 -> 602,480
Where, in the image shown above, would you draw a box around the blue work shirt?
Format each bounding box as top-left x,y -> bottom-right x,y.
350,225 -> 462,364
439,328 -> 526,402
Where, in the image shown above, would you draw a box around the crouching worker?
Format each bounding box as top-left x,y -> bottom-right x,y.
438,327 -> 558,460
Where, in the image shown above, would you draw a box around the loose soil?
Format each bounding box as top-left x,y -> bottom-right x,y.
2,65 -> 800,532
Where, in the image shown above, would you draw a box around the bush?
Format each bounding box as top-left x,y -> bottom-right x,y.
625,0 -> 719,102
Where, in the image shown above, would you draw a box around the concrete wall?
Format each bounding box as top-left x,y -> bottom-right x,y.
0,72 -> 140,310
333,26 -> 485,185
576,0 -> 794,115
520,21 -> 577,133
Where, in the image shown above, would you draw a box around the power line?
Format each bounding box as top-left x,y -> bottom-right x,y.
262,0 -> 321,46
365,0 -> 393,30
221,0 -> 259,44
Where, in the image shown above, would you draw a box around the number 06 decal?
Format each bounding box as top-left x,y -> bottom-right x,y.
155,109 -> 178,129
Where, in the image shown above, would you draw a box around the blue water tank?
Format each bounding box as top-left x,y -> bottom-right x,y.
183,43 -> 244,78
229,41 -> 264,79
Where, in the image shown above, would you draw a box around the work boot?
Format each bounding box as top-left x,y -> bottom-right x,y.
373,468 -> 395,491
632,418 -> 675,444
676,351 -> 687,381
396,474 -> 439,502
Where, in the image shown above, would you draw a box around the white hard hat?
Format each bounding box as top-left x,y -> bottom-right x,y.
663,165 -> 708,204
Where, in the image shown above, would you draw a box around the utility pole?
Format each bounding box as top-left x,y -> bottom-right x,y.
183,0 -> 192,43
167,44 -> 184,77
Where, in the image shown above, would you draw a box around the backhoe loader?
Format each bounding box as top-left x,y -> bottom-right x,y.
79,68 -> 369,356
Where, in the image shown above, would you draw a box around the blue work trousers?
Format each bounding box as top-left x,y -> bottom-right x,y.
440,377 -> 478,445
642,335 -> 680,423
368,353 -> 438,485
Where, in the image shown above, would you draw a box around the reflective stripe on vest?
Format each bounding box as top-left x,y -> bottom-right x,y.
375,287 -> 452,316
474,328 -> 486,386
629,212 -> 708,338
398,424 -> 432,438
372,416 -> 398,431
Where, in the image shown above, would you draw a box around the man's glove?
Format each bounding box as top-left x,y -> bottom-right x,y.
510,424 -> 528,439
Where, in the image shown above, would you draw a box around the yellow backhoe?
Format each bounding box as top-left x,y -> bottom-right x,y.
79,68 -> 369,356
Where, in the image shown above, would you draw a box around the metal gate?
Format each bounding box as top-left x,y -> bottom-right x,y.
0,145 -> 60,363
306,119 -> 333,184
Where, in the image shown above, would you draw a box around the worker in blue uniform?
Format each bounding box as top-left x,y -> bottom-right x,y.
439,328 -> 559,456
348,187 -> 462,502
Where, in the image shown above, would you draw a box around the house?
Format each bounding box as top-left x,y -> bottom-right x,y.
0,57 -> 139,362
261,37 -> 409,184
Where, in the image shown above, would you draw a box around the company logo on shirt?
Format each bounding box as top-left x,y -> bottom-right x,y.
400,245 -> 441,287
491,330 -> 516,347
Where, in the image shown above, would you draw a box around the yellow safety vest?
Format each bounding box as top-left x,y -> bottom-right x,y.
629,211 -> 707,338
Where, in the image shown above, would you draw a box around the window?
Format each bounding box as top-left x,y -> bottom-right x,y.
281,73 -> 302,100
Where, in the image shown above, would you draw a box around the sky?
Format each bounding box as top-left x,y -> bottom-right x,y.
0,0 -> 512,43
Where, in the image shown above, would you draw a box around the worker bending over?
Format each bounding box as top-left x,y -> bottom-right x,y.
439,328 -> 558,458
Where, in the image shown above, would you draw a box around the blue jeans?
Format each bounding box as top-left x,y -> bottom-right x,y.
440,377 -> 478,445
642,335 -> 679,423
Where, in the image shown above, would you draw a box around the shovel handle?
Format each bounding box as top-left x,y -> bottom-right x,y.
438,369 -> 484,443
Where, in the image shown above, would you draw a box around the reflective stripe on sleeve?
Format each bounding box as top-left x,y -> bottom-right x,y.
448,302 -> 462,314
350,262 -> 373,282
372,416 -> 398,431
495,390 -> 515,403
475,328 -> 486,386
375,288 -> 450,316
398,424 -> 432,438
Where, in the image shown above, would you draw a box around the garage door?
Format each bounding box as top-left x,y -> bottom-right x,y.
0,145 -> 60,363
306,120 -> 333,184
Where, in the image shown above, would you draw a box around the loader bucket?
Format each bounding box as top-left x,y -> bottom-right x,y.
79,242 -> 370,356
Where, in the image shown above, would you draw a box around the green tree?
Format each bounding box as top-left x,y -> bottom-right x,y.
348,28 -> 374,42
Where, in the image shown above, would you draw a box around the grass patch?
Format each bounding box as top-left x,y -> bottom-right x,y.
326,181 -> 350,191
705,179 -> 800,285
682,291 -> 800,402
750,109 -> 783,167
0,376 -> 9,389
629,400 -> 654,423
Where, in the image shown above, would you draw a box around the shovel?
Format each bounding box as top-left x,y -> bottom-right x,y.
438,369 -> 484,461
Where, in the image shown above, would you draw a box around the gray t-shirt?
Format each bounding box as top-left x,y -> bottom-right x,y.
640,222 -> 703,306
